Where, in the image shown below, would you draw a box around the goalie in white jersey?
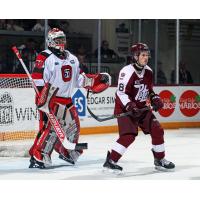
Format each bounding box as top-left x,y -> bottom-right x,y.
29,28 -> 111,168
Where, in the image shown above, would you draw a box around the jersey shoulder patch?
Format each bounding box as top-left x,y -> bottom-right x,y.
35,50 -> 52,68
120,64 -> 134,77
67,51 -> 79,64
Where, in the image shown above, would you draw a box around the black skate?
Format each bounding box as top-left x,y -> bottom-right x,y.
59,154 -> 75,165
154,158 -> 175,171
103,151 -> 123,173
29,156 -> 45,169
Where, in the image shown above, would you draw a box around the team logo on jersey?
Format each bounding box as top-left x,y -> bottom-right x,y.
35,60 -> 44,68
61,65 -> 72,82
72,89 -> 86,117
70,60 -> 75,64
55,62 -> 59,65
134,84 -> 149,102
121,73 -> 125,77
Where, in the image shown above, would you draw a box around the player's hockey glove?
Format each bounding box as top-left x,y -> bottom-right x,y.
149,93 -> 164,112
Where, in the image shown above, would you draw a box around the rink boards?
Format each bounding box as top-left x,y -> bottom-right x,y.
0,86 -> 199,137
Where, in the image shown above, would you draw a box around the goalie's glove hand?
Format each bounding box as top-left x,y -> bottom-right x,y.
125,102 -> 138,113
100,73 -> 110,84
150,94 -> 163,112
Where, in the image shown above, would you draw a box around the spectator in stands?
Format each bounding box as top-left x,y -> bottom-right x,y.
77,44 -> 87,56
0,19 -> 7,30
94,40 -> 118,59
77,54 -> 89,73
170,61 -> 193,84
157,61 -> 167,84
6,19 -> 24,31
58,20 -> 70,34
32,19 -> 50,32
116,22 -> 129,33
0,49 -> 14,73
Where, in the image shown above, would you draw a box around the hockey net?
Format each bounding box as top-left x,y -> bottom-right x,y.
0,74 -> 38,157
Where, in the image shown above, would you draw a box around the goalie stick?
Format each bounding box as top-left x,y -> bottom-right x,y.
12,46 -> 87,151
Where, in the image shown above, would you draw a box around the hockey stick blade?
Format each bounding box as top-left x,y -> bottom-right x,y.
75,143 -> 88,150
87,106 -> 133,122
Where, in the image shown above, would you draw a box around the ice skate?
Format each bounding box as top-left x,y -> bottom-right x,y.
103,151 -> 123,174
29,150 -> 52,169
154,157 -> 175,172
29,156 -> 45,169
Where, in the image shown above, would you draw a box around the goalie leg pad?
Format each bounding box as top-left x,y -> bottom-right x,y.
32,121 -> 58,164
53,104 -> 82,163
55,104 -> 80,143
37,83 -> 59,114
29,111 -> 47,156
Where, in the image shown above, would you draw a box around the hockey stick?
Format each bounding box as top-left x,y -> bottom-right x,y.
86,90 -> 150,122
87,106 -> 133,122
12,46 -> 87,150
87,106 -> 150,122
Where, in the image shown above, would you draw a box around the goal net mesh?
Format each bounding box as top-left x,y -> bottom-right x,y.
0,74 -> 38,157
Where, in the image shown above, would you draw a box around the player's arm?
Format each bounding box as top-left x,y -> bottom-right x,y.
116,69 -> 137,111
32,52 -> 57,113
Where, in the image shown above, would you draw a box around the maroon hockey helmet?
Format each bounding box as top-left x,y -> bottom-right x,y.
130,43 -> 151,57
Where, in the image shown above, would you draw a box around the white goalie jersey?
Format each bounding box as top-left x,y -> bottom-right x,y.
32,49 -> 85,98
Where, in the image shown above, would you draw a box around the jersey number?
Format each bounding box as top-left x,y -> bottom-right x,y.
61,65 -> 72,82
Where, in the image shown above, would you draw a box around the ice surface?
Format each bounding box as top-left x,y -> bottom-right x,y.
0,128 -> 200,180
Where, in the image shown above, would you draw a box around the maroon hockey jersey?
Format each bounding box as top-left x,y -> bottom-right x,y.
115,64 -> 154,114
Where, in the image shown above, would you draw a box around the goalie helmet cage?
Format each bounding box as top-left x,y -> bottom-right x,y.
0,74 -> 38,157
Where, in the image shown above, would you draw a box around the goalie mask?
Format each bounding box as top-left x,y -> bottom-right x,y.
131,43 -> 150,69
46,28 -> 66,52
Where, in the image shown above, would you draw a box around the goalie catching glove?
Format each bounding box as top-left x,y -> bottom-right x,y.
82,72 -> 111,93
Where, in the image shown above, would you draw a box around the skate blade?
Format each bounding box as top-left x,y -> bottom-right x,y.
102,167 -> 123,175
155,166 -> 175,172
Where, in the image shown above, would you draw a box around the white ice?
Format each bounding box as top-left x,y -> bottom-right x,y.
0,128 -> 200,180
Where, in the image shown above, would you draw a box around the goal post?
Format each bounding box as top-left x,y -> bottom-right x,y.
0,74 -> 39,156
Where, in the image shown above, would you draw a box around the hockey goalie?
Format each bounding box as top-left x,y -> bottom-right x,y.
29,28 -> 111,168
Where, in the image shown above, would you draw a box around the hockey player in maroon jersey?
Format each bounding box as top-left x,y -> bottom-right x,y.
103,43 -> 175,172
29,28 -> 111,168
